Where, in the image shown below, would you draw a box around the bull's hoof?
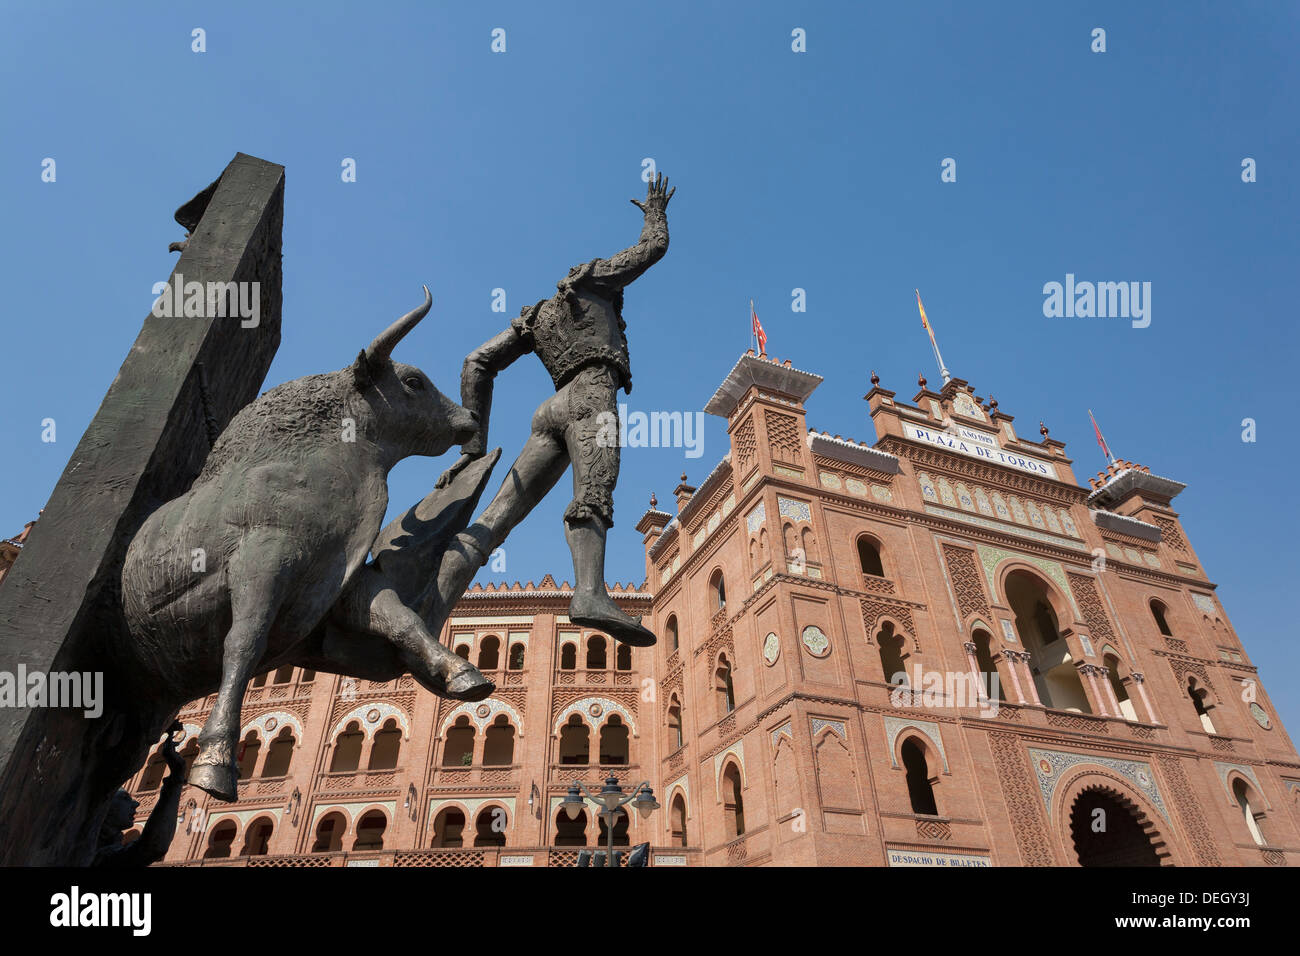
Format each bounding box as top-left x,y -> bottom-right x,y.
189,761 -> 239,802
570,592 -> 657,647
445,667 -> 495,702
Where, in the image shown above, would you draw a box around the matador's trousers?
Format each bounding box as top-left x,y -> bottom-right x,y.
532,364 -> 621,529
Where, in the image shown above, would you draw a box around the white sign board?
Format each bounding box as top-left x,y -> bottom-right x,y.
904,424 -> 1058,480
887,848 -> 991,868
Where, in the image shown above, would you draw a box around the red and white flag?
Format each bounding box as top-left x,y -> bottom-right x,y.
751,299 -> 767,354
1089,408 -> 1115,464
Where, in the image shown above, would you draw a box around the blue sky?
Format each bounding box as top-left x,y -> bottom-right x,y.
2,2 -> 1297,732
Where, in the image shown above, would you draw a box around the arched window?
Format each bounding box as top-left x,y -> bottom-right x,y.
559,715 -> 590,765
554,808 -> 587,847
261,726 -> 295,778
431,807 -> 466,848
368,718 -> 402,770
236,731 -> 261,780
972,629 -> 1005,701
1232,779 -> 1266,846
240,816 -> 274,856
670,793 -> 688,847
877,622 -> 908,685
722,763 -> 745,839
1151,600 -> 1173,637
1103,652 -> 1136,720
599,715 -> 629,765
857,535 -> 885,577
454,644 -> 470,660
801,527 -> 818,565
586,636 -> 607,670
251,673 -> 268,689
300,669 -> 316,683
715,655 -> 736,715
666,615 -> 679,652
203,821 -> 237,858
138,748 -> 167,792
179,738 -> 199,779
597,807 -> 630,847
272,665 -> 294,684
330,721 -> 363,772
560,643 -> 577,670
508,642 -> 526,670
667,695 -> 684,751
352,811 -> 387,851
1007,570 -> 1091,713
1187,677 -> 1216,734
483,715 -> 515,766
710,569 -> 726,613
478,635 -> 500,671
442,715 -> 476,767
616,643 -> 632,671
901,737 -> 939,816
311,812 -> 345,853
474,807 -> 507,847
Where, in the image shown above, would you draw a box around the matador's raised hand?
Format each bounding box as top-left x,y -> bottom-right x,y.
631,172 -> 674,215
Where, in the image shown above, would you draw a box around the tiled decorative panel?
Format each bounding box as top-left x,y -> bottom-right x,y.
777,496 -> 812,522
1029,748 -> 1168,822
883,716 -> 949,772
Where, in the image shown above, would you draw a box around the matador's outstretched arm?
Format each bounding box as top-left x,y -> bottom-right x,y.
436,326 -> 530,488
587,172 -> 674,289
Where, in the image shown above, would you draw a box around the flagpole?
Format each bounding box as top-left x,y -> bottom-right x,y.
916,289 -> 951,385
750,299 -> 756,354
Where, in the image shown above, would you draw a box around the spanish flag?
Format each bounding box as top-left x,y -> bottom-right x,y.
916,289 -> 938,350
751,299 -> 768,355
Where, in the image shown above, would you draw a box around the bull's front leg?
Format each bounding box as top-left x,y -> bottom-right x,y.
189,549 -> 288,801
335,565 -> 494,701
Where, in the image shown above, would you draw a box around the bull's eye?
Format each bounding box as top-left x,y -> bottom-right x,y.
403,376 -> 424,391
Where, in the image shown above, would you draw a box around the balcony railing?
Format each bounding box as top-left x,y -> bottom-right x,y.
860,573 -> 896,595
429,764 -> 520,787
169,845 -> 700,867
548,762 -> 639,784
554,668 -> 636,685
316,769 -> 402,793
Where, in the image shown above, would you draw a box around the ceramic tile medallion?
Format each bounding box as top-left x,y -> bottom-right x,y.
763,632 -> 781,666
1249,702 -> 1272,730
801,625 -> 830,657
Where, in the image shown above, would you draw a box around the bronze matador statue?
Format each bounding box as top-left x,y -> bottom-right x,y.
435,173 -> 675,646
94,725 -> 185,866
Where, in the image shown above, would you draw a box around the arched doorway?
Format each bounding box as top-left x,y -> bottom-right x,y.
1068,787 -> 1162,867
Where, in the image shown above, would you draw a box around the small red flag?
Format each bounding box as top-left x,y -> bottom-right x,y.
751,300 -> 767,354
1089,409 -> 1113,462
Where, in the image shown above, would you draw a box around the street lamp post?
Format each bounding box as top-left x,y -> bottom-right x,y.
560,773 -> 659,867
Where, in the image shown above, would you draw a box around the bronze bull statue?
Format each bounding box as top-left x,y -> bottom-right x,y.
120,287 -> 495,801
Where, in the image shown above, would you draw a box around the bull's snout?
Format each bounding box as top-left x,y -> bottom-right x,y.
452,407 -> 479,445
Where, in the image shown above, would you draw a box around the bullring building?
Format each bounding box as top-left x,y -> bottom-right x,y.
115,351 -> 1297,867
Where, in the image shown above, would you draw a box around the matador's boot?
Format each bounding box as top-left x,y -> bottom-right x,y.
565,517 -> 656,646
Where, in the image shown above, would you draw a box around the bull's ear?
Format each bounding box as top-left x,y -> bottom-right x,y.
351,350 -> 373,390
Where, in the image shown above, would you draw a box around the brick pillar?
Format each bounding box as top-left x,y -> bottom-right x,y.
1100,666 -> 1124,718
1015,652 -> 1043,705
1080,664 -> 1111,717
962,642 -> 987,702
999,652 -> 1027,704
1131,672 -> 1160,724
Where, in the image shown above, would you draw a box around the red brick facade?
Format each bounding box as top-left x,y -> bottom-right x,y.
127,353 -> 1299,866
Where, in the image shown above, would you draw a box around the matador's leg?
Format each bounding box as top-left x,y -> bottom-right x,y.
429,392 -> 571,620
562,367 -> 657,647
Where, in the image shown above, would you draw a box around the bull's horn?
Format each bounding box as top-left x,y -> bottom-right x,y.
365,285 -> 432,363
